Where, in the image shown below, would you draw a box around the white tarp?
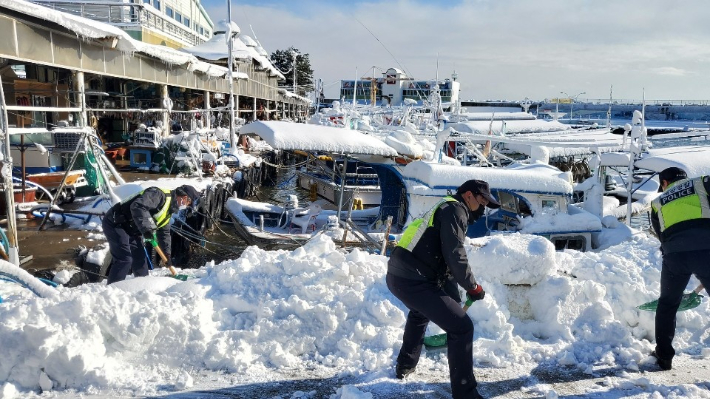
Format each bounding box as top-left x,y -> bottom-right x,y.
239,121 -> 399,156
635,145 -> 710,178
401,161 -> 573,195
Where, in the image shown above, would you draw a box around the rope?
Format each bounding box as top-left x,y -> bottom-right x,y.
260,157 -> 310,169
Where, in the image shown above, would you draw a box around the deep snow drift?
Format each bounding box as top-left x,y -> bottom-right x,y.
1,229 -> 709,398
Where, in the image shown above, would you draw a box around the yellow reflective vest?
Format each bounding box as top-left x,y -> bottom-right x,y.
652,177 -> 710,233
121,187 -> 173,229
398,196 -> 458,251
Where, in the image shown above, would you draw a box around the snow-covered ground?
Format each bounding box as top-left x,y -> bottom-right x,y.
1,226 -> 710,399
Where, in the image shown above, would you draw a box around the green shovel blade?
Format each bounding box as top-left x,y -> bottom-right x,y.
423,333 -> 448,349
638,292 -> 703,312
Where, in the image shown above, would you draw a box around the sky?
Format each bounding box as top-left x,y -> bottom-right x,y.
199,0 -> 710,103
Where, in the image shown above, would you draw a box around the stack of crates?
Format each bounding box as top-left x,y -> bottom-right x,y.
134,130 -> 160,147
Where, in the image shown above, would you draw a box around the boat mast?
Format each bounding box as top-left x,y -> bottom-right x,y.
606,85 -> 612,131
0,75 -> 19,265
227,0 -> 236,151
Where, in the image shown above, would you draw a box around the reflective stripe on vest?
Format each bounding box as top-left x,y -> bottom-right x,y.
398,196 -> 458,251
122,188 -> 173,229
652,177 -> 710,233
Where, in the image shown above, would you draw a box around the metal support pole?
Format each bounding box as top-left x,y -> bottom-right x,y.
203,90 -> 211,130
161,84 -> 169,137
0,75 -> 19,264
75,71 -> 87,128
336,156 -> 348,220
227,6 -> 235,151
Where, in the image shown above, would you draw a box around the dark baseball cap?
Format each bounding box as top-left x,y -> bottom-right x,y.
658,167 -> 687,192
175,185 -> 200,203
457,179 -> 501,209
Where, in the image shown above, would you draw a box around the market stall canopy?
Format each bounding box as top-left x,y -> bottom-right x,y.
239,121 -> 399,156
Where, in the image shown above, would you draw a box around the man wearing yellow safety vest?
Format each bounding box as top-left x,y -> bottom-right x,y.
102,185 -> 200,284
387,179 -> 500,399
650,167 -> 710,371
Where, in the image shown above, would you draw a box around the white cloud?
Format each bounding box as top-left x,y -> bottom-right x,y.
650,67 -> 688,76
202,0 -> 710,101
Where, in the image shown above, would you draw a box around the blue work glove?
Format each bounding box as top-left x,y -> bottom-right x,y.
466,284 -> 485,304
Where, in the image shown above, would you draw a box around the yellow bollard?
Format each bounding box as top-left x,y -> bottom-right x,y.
310,183 -> 317,201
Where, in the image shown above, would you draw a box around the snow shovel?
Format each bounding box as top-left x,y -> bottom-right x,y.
637,284 -> 704,312
145,237 -> 188,281
423,298 -> 474,350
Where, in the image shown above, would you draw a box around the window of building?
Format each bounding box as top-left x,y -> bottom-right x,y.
166,6 -> 173,17
143,0 -> 150,3
184,17 -> 190,28
154,0 -> 160,11
175,12 -> 182,23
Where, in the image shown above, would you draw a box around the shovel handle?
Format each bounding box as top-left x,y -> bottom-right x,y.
152,243 -> 177,277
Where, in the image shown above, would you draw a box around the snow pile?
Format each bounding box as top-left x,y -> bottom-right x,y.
518,204 -> 603,234
467,234 -> 556,285
383,130 -> 424,159
1,232 -> 709,397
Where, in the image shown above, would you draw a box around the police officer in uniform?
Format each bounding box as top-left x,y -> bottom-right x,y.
387,179 -> 500,399
103,185 -> 200,284
650,167 -> 710,370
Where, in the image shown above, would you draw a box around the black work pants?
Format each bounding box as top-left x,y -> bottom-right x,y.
103,217 -> 150,285
655,249 -> 710,360
386,273 -> 477,399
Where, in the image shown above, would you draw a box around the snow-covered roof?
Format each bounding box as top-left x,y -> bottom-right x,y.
238,35 -> 285,80
451,128 -> 624,157
278,88 -> 311,103
449,119 -> 572,135
239,121 -> 399,156
400,161 -> 573,195
454,111 -> 536,121
181,21 -> 253,76
635,145 -> 710,178
0,0 -> 232,78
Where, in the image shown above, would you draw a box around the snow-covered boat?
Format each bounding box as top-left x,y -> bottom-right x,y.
239,120 -> 399,208
224,195 -> 384,249
372,160 -> 603,251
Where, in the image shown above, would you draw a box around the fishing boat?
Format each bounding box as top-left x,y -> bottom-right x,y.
238,120 -> 398,208
225,195 -> 383,250
229,120 -> 605,251
371,160 -> 603,251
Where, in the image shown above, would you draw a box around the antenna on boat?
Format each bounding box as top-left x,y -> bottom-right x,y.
606,85 -> 612,131
436,53 -> 439,82
641,88 -> 647,150
353,67 -> 358,108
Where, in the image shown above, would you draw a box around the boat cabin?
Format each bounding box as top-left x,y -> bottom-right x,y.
380,161 -> 602,251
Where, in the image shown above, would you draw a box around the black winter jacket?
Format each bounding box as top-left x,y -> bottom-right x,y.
388,193 -> 479,293
106,187 -> 176,256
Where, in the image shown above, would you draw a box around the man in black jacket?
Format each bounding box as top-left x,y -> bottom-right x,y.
102,184 -> 200,284
387,179 -> 500,399
650,167 -> 710,370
